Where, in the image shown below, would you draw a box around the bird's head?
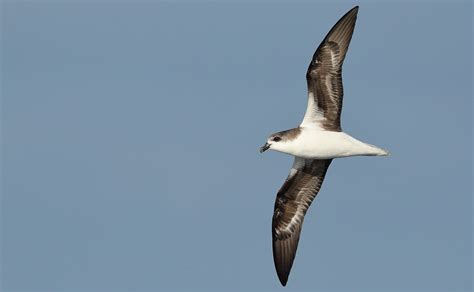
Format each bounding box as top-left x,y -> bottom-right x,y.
259,134 -> 283,153
260,128 -> 301,154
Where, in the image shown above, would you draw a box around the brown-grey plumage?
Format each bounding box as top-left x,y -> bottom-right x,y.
272,158 -> 332,286
270,7 -> 359,286
305,6 -> 358,131
272,128 -> 302,142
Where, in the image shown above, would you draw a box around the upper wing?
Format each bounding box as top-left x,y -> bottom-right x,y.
300,6 -> 359,131
272,158 -> 332,286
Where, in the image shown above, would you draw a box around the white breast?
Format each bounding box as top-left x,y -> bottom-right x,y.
274,128 -> 386,159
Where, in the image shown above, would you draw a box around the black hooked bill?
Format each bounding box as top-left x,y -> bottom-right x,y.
260,143 -> 270,153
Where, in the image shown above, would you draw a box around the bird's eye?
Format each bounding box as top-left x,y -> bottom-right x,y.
272,137 -> 282,142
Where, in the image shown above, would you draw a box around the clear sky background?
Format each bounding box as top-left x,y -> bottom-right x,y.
1,1 -> 472,291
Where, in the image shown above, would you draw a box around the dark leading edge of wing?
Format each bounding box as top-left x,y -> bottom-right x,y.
306,6 -> 359,132
272,159 -> 332,286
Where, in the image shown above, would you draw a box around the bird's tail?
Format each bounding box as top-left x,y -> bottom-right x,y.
365,143 -> 390,156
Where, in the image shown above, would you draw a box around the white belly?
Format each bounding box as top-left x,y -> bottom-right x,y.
274,129 -> 387,159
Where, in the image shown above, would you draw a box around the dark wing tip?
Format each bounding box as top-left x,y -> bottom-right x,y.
276,263 -> 289,286
272,225 -> 302,287
324,5 -> 359,43
273,239 -> 292,286
307,5 -> 359,77
279,274 -> 288,287
344,6 -> 359,19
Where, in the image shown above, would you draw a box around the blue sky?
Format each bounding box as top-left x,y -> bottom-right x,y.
1,1 -> 472,291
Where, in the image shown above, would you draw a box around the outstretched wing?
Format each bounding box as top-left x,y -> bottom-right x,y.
272,158 -> 332,286
300,6 -> 359,131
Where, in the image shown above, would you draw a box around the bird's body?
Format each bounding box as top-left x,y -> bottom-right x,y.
260,6 -> 389,286
269,127 -> 388,159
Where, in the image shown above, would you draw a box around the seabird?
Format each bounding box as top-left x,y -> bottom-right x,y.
260,6 -> 389,286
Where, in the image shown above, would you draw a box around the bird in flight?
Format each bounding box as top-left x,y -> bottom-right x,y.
260,6 -> 389,286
